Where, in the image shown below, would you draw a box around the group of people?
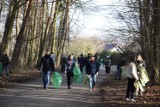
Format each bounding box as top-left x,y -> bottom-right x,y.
38,50 -> 101,91
60,53 -> 100,91
38,50 -> 150,103
0,52 -> 10,77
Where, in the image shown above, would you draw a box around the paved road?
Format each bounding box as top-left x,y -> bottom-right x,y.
0,66 -> 117,107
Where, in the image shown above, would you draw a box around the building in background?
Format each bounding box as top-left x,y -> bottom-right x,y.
104,44 -> 123,53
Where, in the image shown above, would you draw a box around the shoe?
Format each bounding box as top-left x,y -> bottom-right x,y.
126,98 -> 130,102
43,86 -> 48,90
131,99 -> 136,103
43,86 -> 46,89
67,86 -> 71,89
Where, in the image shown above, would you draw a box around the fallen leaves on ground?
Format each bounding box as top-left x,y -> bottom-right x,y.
98,77 -> 160,106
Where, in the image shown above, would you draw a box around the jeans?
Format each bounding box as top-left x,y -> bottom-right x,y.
43,71 -> 51,88
89,74 -> 97,90
115,66 -> 122,79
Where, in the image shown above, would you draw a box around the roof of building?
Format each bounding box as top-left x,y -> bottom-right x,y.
104,44 -> 123,53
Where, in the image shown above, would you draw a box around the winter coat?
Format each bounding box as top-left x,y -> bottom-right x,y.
66,59 -> 75,73
127,62 -> 139,80
86,60 -> 99,75
39,55 -> 55,72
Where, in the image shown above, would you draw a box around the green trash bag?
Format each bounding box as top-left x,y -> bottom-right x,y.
0,63 -> 3,75
82,66 -> 86,74
83,74 -> 90,84
73,66 -> 82,83
51,71 -> 62,88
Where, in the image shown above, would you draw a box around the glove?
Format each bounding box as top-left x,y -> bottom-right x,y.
87,75 -> 91,78
65,71 -> 67,74
96,72 -> 98,76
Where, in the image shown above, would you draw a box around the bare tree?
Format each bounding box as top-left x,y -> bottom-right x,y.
11,0 -> 33,70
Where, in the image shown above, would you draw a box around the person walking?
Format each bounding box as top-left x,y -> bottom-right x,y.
104,57 -> 111,75
60,55 -> 67,74
77,54 -> 84,73
126,55 -> 139,102
86,56 -> 99,91
66,54 -> 75,89
38,50 -> 55,90
115,59 -> 125,80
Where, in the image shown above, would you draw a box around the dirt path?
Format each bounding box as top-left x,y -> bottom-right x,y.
0,66 -> 159,107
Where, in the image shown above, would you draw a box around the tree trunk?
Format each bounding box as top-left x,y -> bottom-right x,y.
152,0 -> 160,84
0,1 -> 19,53
56,0 -> 70,66
16,4 -> 21,37
27,0 -> 39,67
36,0 -> 46,67
46,1 -> 55,48
0,0 -> 4,18
11,0 -> 33,70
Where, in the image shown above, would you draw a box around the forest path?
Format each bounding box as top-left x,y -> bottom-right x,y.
0,66 -> 159,107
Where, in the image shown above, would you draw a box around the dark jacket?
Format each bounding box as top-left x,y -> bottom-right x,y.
105,58 -> 111,67
2,54 -> 9,66
60,56 -> 67,66
66,60 -> 75,72
39,54 -> 55,72
78,56 -> 84,67
86,60 -> 99,75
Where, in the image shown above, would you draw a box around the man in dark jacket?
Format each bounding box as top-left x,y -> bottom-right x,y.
38,50 -> 55,89
60,55 -> 67,74
86,56 -> 99,91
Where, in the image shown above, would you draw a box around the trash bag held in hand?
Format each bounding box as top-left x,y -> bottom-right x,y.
51,71 -> 62,88
73,66 -> 82,83
83,74 -> 90,84
82,66 -> 86,74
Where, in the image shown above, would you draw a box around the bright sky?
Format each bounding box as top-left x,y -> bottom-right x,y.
72,0 -> 126,37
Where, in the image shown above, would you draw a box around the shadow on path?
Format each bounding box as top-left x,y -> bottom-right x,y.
0,66 -> 159,107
